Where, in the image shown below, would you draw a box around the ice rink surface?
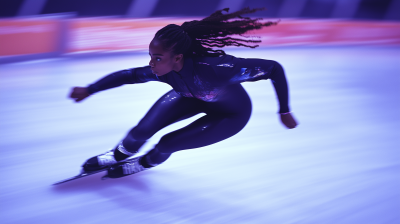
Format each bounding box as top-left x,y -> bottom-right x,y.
1,46 -> 399,224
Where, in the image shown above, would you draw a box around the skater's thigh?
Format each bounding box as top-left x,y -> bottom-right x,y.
134,90 -> 203,134
157,111 -> 251,153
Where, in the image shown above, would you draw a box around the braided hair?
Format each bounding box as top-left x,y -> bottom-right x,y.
154,7 -> 278,58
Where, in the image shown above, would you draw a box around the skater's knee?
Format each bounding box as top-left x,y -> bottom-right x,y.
156,136 -> 180,154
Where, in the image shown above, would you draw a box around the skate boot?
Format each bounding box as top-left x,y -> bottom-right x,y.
82,143 -> 136,172
102,156 -> 150,179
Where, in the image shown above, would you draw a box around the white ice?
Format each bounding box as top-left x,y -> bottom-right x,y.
1,47 -> 399,224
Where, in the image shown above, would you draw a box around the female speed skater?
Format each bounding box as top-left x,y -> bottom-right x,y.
69,7 -> 298,179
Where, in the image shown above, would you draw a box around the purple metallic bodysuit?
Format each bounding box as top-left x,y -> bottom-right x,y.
85,54 -> 293,166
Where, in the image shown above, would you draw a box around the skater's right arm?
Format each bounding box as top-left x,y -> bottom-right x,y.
87,66 -> 157,94
69,66 -> 157,102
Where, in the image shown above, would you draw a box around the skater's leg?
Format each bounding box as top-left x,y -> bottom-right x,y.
144,84 -> 253,166
106,113 -> 252,178
145,111 -> 251,165
121,90 -> 203,154
106,84 -> 253,178
84,90 -> 203,171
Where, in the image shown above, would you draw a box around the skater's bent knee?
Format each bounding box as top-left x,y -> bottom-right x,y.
155,138 -> 180,154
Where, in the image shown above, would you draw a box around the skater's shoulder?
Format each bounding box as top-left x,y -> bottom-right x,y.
191,54 -> 239,67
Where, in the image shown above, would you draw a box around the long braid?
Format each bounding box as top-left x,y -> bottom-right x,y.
155,7 -> 278,57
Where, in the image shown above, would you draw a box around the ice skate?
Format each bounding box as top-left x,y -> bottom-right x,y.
102,156 -> 150,179
82,143 -> 136,172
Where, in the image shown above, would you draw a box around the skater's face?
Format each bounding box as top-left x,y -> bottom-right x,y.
149,38 -> 184,76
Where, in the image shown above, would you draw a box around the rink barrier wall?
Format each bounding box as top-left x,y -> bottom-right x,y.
1,17 -> 400,63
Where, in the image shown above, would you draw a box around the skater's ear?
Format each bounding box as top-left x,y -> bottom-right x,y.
174,53 -> 184,63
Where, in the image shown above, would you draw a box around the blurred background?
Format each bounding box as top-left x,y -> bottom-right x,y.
1,1 -> 399,224
1,0 -> 400,18
1,0 -> 400,63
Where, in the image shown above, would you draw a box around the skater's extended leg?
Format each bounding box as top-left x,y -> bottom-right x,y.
107,107 -> 252,178
145,84 -> 252,166
111,89 -> 203,161
120,90 -> 203,154
107,84 -> 253,178
83,90 -> 203,171
145,110 -> 251,166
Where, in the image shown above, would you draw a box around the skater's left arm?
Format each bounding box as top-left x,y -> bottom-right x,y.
269,63 -> 298,129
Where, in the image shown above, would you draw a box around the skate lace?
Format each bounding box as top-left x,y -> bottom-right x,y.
98,150 -> 117,166
122,158 -> 147,175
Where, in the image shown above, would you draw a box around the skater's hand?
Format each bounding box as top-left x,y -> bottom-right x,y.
280,113 -> 298,129
69,87 -> 91,102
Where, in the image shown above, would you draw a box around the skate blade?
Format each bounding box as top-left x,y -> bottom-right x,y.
53,168 -> 108,185
101,175 -> 110,180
